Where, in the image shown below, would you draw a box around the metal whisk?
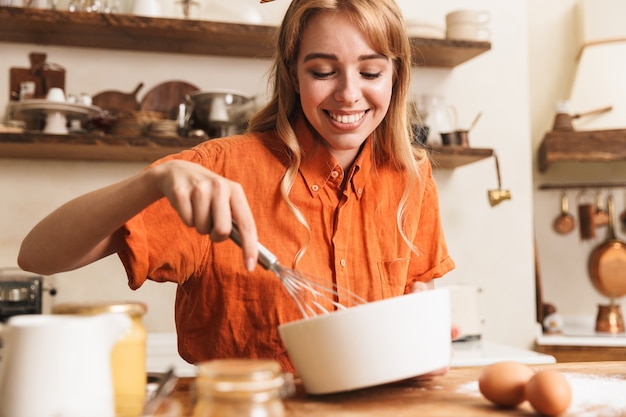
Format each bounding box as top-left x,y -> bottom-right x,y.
230,222 -> 366,318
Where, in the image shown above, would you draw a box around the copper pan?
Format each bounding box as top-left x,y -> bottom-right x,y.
588,194 -> 626,298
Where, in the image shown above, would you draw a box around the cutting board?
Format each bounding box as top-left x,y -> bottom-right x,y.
92,82 -> 144,115
139,80 -> 199,120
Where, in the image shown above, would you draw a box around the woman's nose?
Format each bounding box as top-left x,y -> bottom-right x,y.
334,75 -> 361,103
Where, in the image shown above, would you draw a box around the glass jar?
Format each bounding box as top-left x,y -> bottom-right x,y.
52,301 -> 148,417
192,359 -> 287,417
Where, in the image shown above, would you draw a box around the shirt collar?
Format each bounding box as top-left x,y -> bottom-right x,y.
295,116 -> 371,199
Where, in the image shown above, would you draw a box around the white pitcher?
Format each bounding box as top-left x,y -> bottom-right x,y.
0,313 -> 131,417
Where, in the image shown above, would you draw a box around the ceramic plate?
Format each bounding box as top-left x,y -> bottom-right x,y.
9,99 -> 103,118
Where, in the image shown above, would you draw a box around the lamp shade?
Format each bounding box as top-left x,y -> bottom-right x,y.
568,0 -> 626,130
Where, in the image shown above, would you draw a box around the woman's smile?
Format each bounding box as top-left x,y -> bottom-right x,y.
327,110 -> 368,127
328,111 -> 365,125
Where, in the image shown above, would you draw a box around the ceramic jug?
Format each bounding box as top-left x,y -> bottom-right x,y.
0,313 -> 131,417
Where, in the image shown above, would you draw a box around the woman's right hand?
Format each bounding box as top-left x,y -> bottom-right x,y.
150,160 -> 259,271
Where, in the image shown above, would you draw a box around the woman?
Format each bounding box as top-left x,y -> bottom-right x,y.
18,0 -> 455,373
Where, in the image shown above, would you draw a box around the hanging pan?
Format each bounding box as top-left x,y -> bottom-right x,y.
588,194 -> 626,297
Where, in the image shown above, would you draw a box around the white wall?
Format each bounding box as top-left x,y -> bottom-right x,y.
401,0 -> 536,348
528,0 -> 626,319
1,1 -> 539,349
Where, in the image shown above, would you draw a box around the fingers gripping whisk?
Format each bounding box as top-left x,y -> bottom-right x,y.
229,222 -> 365,318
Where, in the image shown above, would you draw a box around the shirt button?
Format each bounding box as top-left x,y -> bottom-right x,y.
357,188 -> 363,195
340,259 -> 346,267
311,184 -> 320,192
331,171 -> 339,178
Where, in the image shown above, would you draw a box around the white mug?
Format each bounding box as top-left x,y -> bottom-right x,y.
446,22 -> 491,41
446,9 -> 490,26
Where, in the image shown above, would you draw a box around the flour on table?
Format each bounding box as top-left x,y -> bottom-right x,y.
454,372 -> 626,416
455,381 -> 481,397
565,373 -> 626,417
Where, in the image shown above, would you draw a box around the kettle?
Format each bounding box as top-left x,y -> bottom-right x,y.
0,313 -> 131,417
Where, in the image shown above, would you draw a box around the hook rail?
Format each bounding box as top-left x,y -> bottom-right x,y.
539,182 -> 626,190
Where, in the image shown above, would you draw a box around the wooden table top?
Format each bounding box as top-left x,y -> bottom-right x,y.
169,361 -> 626,416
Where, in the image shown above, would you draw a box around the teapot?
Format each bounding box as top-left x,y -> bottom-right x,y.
0,313 -> 131,417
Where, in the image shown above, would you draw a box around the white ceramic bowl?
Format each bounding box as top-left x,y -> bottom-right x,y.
45,87 -> 66,103
278,288 -> 451,394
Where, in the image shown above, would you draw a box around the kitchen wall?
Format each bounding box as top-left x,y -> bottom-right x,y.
528,0 -> 626,320
0,0 -> 541,349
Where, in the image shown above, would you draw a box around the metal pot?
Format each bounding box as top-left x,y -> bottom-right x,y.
185,90 -> 256,138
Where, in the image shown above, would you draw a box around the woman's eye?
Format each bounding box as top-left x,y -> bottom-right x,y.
361,72 -> 382,80
312,71 -> 334,79
308,69 -> 383,80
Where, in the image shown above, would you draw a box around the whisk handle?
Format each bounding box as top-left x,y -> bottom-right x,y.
230,221 -> 278,271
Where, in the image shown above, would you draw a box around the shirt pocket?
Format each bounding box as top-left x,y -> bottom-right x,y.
376,257 -> 410,297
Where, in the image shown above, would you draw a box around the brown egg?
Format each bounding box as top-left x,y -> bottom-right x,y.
526,370 -> 572,416
478,361 -> 534,407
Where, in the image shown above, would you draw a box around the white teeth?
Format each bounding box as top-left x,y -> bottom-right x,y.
330,111 -> 365,124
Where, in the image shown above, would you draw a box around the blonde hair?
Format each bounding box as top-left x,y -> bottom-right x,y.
248,0 -> 426,266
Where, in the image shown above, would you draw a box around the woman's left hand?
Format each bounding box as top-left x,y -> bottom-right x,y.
410,281 -> 460,379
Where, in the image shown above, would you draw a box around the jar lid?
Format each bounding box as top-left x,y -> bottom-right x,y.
196,359 -> 284,394
52,301 -> 147,317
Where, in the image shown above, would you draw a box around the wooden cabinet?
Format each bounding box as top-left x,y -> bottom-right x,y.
0,7 -> 493,167
534,343 -> 626,363
538,129 -> 626,172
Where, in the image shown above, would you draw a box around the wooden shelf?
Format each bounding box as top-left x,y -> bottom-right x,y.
429,145 -> 493,168
0,7 -> 276,58
409,38 -> 491,68
0,6 -> 490,67
538,128 -> 626,172
0,133 -> 493,168
0,132 -> 204,162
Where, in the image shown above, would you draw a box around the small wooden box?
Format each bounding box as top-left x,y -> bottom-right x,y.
9,52 -> 65,101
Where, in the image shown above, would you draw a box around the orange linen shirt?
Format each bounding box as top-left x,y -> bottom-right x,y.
119,118 -> 455,372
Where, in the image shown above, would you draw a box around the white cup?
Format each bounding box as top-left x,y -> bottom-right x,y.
46,87 -> 66,102
445,9 -> 490,41
446,22 -> 491,41
446,9 -> 490,26
79,93 -> 93,106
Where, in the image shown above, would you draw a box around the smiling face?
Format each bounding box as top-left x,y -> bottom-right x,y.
294,10 -> 395,170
